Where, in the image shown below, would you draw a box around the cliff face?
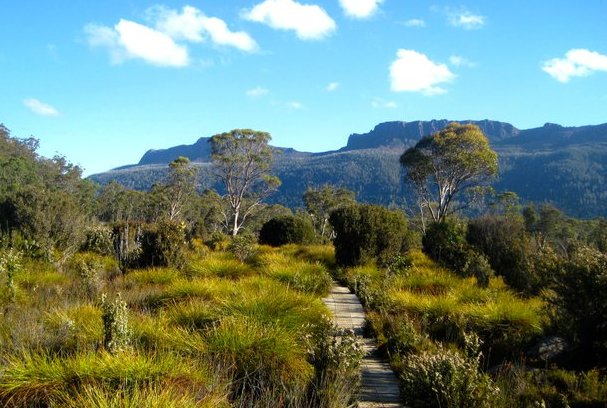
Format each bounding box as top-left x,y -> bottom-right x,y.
138,137 -> 213,165
343,120 -> 521,151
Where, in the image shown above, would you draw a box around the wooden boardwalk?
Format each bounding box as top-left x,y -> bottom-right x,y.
322,284 -> 404,408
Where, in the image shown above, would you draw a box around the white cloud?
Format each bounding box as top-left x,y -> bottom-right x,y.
85,6 -> 257,67
449,55 -> 475,67
390,49 -> 455,96
447,8 -> 485,30
243,0 -> 336,40
339,0 -> 382,19
24,98 -> 60,117
543,48 -> 607,83
289,101 -> 304,109
246,86 -> 269,97
326,82 -> 340,91
403,19 -> 426,28
153,6 -> 257,52
116,20 -> 189,67
371,97 -> 397,109
85,20 -> 189,67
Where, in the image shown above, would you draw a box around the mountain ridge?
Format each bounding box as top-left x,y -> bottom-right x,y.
89,119 -> 607,218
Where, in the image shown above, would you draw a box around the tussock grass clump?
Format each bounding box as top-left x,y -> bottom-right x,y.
205,315 -> 313,405
225,277 -> 328,331
124,267 -> 181,286
14,260 -> 68,291
0,351 -> 216,407
257,250 -> 332,295
54,382 -> 229,408
167,299 -> 221,331
142,278 -> 234,309
131,314 -> 207,355
44,304 -> 102,353
187,252 -> 255,279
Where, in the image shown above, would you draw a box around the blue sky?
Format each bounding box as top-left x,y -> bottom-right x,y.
1,0 -> 606,175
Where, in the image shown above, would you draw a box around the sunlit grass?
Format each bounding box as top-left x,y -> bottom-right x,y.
124,267 -> 181,286
188,252 -> 256,279
0,351 -> 216,407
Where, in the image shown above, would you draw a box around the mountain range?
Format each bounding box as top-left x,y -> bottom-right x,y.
89,119 -> 607,218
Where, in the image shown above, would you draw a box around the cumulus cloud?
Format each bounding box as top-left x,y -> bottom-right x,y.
371,97 -> 397,109
85,20 -> 189,66
289,101 -> 304,109
390,49 -> 455,95
118,20 -> 190,66
449,55 -> 475,67
447,8 -> 485,30
85,6 -> 257,66
153,6 -> 257,52
403,18 -> 426,28
24,98 -> 60,117
243,0 -> 336,40
246,86 -> 269,97
339,0 -> 382,19
543,48 -> 607,83
326,82 -> 340,91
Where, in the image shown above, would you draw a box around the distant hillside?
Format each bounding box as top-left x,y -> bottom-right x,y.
89,120 -> 607,218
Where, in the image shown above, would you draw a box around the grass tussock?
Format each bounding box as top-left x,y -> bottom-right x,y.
0,243 -> 363,407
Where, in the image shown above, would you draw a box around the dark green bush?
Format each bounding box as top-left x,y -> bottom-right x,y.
422,219 -> 472,276
259,215 -> 315,247
551,246 -> 607,367
329,204 -> 410,267
465,251 -> 494,288
467,216 -> 547,295
139,220 -> 187,269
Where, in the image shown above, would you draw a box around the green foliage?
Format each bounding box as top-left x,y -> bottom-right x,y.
400,346 -> 499,408
303,185 -> 356,241
422,219 -> 472,276
259,214 -> 315,246
0,248 -> 21,301
228,233 -> 256,263
467,216 -> 549,295
550,246 -> 607,366
401,122 -> 498,223
330,203 -> 411,267
210,129 -> 280,236
139,220 -> 187,269
466,252 -> 494,288
101,293 -> 132,354
205,315 -> 312,405
80,224 -> 113,255
307,317 -> 365,407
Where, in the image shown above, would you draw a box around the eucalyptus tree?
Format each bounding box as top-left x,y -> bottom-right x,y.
400,123 -> 498,224
210,129 -> 280,236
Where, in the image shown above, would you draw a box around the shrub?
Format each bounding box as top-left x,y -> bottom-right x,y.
422,219 -> 472,276
467,216 -> 546,295
306,317 -> 365,407
228,233 -> 256,263
465,251 -> 494,288
205,231 -> 230,251
259,215 -> 315,247
550,246 -> 607,366
101,293 -> 132,354
400,346 -> 499,408
80,224 -> 114,255
330,204 -> 411,267
139,220 -> 187,269
0,248 -> 21,302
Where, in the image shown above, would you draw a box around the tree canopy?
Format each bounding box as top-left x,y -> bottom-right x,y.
210,129 -> 280,236
400,123 -> 498,224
